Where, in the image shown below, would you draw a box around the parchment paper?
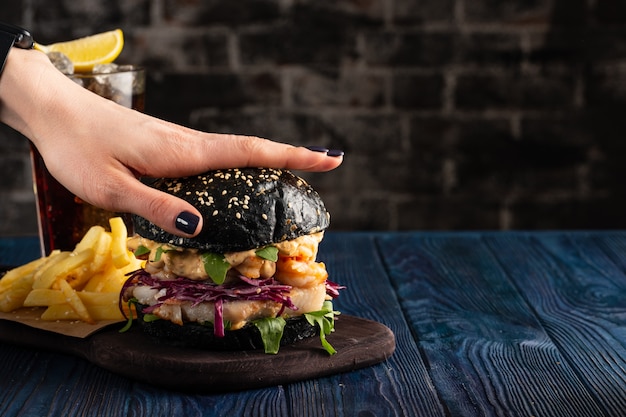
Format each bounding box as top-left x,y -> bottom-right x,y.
0,307 -> 123,338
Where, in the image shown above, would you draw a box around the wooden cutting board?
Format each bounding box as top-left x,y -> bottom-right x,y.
0,315 -> 395,393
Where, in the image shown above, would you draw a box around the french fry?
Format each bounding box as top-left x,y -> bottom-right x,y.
41,303 -> 124,321
41,304 -> 80,321
109,217 -> 131,268
0,257 -> 48,291
30,251 -> 69,290
33,249 -> 94,290
78,291 -> 119,306
0,273 -> 36,312
101,262 -> 134,293
92,231 -> 113,273
0,253 -> 62,312
25,289 -> 120,308
74,225 -> 104,253
58,279 -> 94,324
23,288 -> 66,306
66,224 -> 112,290
31,251 -> 70,289
86,304 -> 125,321
0,216 -> 138,324
74,225 -> 112,275
81,269 -> 109,293
83,260 -> 133,293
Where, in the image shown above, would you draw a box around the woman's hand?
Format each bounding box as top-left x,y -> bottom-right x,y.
0,48 -> 343,237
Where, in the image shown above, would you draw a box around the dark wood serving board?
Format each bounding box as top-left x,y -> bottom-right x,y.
0,315 -> 394,393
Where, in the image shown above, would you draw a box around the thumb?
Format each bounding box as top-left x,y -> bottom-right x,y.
123,181 -> 203,238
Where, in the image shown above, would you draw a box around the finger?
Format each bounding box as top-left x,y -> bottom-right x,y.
119,180 -> 204,238
118,141 -> 343,238
208,136 -> 345,172
282,146 -> 344,172
127,121 -> 344,178
58,163 -> 204,238
206,141 -> 344,173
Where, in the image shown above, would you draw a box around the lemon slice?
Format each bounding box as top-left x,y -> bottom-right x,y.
34,29 -> 124,73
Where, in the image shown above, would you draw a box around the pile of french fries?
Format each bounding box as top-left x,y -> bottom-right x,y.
0,217 -> 143,324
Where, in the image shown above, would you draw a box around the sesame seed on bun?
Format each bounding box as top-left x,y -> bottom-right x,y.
133,168 -> 331,253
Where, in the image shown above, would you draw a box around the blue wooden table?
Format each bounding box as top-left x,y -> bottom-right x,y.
1,231 -> 626,416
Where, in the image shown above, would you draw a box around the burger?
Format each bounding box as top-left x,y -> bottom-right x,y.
120,168 -> 342,354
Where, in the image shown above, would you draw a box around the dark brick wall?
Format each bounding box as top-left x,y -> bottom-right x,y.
2,0 -> 626,234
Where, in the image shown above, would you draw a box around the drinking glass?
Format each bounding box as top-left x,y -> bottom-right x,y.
30,66 -> 145,255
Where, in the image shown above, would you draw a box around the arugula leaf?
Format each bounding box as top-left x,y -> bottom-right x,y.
119,298 -> 161,333
153,246 -> 166,262
304,300 -> 339,355
201,252 -> 230,284
143,314 -> 160,322
134,245 -> 151,257
119,298 -> 137,333
255,246 -> 279,262
253,317 -> 287,354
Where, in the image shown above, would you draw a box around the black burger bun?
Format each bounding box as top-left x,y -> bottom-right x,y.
134,303 -> 318,351
133,168 -> 330,253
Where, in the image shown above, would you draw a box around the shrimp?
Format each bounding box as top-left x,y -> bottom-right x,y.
274,255 -> 328,288
231,255 -> 276,279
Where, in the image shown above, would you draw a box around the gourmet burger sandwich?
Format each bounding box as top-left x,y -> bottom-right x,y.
121,168 -> 342,354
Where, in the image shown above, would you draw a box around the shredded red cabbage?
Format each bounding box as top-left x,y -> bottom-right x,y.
121,270 -> 343,338
325,280 -> 345,298
214,298 -> 224,337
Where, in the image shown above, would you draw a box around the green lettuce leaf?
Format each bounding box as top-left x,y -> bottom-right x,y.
304,300 -> 339,355
119,298 -> 137,333
201,252 -> 230,284
255,246 -> 279,262
153,246 -> 167,262
134,245 -> 151,257
143,314 -> 160,322
253,317 -> 287,354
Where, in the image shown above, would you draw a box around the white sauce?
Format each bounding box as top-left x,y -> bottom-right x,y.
127,232 -> 324,282
132,282 -> 328,329
127,233 -> 329,328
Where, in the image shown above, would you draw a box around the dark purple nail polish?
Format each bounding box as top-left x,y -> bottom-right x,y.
327,149 -> 344,157
176,211 -> 200,234
305,145 -> 330,153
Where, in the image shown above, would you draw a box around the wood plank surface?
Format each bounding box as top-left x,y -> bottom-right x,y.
0,314 -> 394,393
0,236 -> 40,267
486,232 -> 626,416
0,233 -> 410,416
3,232 -> 626,416
378,233 -> 607,417
285,233 -> 446,417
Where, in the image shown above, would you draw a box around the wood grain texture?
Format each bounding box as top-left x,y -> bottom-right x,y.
486,232 -> 626,416
0,315 -> 394,393
0,236 -> 40,266
4,232 -> 626,416
0,234 -> 402,416
378,233 -> 606,417
285,233 -> 446,417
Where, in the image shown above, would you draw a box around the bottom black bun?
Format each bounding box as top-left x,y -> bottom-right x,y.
135,304 -> 318,351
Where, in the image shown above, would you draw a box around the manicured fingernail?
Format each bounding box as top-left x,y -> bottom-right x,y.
327,149 -> 344,157
305,145 -> 330,153
175,211 -> 200,234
